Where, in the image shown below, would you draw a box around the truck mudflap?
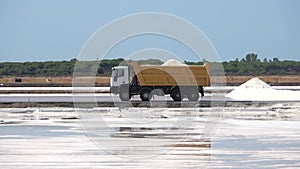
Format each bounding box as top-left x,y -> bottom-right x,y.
199,86 -> 204,97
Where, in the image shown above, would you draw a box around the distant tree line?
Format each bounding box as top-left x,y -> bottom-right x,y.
0,59 -> 76,77
222,53 -> 300,75
0,54 -> 299,77
186,53 -> 300,76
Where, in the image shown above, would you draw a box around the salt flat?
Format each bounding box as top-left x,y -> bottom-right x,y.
0,106 -> 299,168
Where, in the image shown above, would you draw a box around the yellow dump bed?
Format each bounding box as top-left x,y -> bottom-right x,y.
129,62 -> 210,86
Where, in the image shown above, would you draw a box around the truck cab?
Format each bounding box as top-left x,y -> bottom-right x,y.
110,66 -> 129,95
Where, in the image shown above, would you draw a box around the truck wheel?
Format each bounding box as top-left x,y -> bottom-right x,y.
119,89 -> 130,101
188,92 -> 199,101
140,88 -> 152,101
171,88 -> 182,101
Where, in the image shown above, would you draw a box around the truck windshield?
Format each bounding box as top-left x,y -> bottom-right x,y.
111,69 -> 116,77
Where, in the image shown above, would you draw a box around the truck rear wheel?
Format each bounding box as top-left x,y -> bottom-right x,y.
171,88 -> 182,101
187,92 -> 199,101
140,88 -> 152,101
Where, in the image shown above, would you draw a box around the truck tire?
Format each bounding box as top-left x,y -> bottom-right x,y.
119,90 -> 130,101
171,88 -> 182,101
187,92 -> 199,101
140,88 -> 152,101
119,86 -> 131,101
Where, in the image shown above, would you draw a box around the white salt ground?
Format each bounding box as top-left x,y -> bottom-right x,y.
226,77 -> 300,101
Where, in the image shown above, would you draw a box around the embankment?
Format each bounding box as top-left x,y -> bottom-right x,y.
1,76 -> 299,87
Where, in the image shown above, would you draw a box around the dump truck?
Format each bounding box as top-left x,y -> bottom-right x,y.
110,62 -> 210,101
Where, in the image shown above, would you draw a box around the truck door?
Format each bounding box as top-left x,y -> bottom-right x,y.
111,67 -> 129,87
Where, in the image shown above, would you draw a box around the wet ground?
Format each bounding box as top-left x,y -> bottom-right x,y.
0,104 -> 299,168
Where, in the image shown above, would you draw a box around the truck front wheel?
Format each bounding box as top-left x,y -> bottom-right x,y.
119,90 -> 130,101
119,86 -> 131,101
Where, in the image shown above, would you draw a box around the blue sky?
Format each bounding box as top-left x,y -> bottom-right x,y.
0,0 -> 299,62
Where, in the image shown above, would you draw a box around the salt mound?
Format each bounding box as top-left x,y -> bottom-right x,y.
226,77 -> 300,101
162,59 -> 187,66
237,77 -> 272,89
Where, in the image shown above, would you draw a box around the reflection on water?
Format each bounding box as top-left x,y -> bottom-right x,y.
78,107 -> 214,158
84,120 -> 211,158
108,126 -> 211,157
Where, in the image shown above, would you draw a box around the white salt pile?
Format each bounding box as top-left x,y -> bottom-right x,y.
162,59 -> 187,66
226,77 -> 300,101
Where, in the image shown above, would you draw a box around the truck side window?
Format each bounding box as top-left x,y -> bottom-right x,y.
117,69 -> 124,77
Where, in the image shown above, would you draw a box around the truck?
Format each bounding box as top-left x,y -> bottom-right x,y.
110,62 -> 210,101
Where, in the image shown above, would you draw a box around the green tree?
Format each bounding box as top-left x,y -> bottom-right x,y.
245,53 -> 258,62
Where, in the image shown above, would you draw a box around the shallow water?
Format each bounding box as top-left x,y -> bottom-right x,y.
0,106 -> 299,168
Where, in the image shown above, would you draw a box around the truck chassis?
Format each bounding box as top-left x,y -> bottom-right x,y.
112,84 -> 204,101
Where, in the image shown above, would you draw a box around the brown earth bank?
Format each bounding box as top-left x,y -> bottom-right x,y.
0,75 -> 299,87
212,76 -> 300,86
0,77 -> 110,87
